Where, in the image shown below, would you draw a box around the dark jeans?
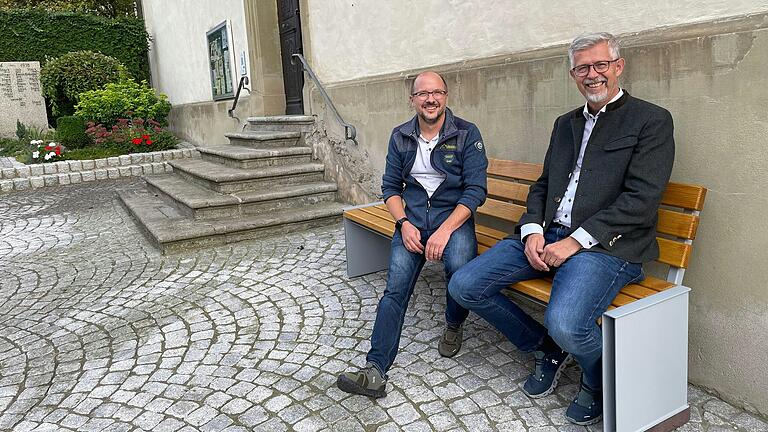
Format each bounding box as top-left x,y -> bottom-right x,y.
366,221 -> 476,375
448,224 -> 643,389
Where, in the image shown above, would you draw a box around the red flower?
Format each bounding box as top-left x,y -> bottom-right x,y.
145,139 -> 153,145
142,134 -> 150,140
54,146 -> 61,156
132,138 -> 142,145
44,145 -> 53,151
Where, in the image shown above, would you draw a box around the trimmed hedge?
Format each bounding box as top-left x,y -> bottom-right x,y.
56,115 -> 91,149
0,9 -> 150,82
42,51 -> 130,117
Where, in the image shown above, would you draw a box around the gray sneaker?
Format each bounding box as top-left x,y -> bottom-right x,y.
336,362 -> 387,398
438,324 -> 463,358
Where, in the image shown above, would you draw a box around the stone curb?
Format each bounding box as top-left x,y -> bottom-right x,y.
0,148 -> 200,195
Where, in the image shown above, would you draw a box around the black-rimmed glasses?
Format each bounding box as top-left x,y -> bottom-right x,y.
570,59 -> 620,77
411,90 -> 447,100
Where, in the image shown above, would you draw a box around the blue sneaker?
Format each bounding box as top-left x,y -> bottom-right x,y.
522,349 -> 571,398
565,380 -> 603,425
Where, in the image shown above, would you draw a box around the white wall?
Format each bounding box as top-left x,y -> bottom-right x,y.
142,0 -> 249,105
305,0 -> 768,83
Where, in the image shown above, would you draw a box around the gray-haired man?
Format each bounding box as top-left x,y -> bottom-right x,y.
449,33 -> 674,425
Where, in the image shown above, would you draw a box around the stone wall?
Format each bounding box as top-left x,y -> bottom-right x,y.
307,14 -> 768,416
0,149 -> 199,194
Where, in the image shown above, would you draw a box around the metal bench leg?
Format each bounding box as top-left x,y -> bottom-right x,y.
343,218 -> 392,278
602,285 -> 691,432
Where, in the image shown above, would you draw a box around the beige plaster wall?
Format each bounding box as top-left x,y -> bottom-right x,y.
142,0 -> 250,105
304,0 -> 768,83
146,0 -> 287,146
309,15 -> 768,415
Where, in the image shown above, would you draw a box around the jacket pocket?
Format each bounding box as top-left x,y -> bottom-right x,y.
603,135 -> 638,151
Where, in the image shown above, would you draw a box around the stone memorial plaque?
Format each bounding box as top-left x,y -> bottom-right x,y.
0,61 -> 48,138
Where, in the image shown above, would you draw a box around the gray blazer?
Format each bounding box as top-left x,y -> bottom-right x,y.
513,92 -> 675,263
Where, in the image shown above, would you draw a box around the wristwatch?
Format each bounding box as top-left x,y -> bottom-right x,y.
395,217 -> 409,230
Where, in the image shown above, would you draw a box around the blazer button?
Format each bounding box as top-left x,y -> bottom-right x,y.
554,197 -> 561,203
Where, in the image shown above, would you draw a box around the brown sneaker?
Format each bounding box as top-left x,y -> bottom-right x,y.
438,324 -> 463,358
336,362 -> 387,398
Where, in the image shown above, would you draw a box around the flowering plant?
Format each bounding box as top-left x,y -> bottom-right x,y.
85,117 -> 177,153
30,139 -> 63,162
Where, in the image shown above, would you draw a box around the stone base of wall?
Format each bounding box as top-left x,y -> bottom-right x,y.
0,149 -> 199,194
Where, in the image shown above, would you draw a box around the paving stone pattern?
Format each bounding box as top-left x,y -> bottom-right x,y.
0,179 -> 765,431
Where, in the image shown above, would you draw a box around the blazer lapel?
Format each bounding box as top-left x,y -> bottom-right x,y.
570,111 -> 586,167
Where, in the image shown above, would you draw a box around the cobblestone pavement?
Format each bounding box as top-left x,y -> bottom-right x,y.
1,179 -> 766,432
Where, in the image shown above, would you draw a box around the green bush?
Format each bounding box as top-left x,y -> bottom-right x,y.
41,50 -> 130,118
56,116 -> 92,149
0,9 -> 150,82
76,80 -> 171,127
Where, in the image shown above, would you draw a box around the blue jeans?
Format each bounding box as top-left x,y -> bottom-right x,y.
448,224 -> 643,389
366,220 -> 476,374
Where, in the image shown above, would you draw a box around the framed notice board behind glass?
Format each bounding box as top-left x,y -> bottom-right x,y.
207,20 -> 236,100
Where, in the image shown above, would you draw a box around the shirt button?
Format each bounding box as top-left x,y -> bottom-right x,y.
554,197 -> 561,203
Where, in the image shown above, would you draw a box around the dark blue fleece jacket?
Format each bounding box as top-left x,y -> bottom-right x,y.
382,108 -> 488,232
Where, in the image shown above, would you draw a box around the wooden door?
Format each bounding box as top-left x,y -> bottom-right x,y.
277,0 -> 304,115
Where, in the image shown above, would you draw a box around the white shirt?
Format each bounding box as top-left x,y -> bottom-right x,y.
410,133 -> 446,198
521,90 -> 625,249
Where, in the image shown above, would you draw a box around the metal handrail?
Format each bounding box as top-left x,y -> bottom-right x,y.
292,53 -> 357,145
228,76 -> 251,118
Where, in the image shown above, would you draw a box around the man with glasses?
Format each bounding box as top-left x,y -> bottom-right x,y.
448,33 -> 674,425
337,71 -> 488,398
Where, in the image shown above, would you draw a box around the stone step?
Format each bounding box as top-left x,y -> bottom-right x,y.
119,190 -> 344,254
145,174 -> 338,220
225,131 -> 302,148
245,115 -> 315,133
168,159 -> 326,194
198,145 -> 313,169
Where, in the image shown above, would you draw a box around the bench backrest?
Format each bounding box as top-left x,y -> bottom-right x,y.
477,158 -> 707,285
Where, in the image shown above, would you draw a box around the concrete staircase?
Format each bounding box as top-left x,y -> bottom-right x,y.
119,116 -> 346,253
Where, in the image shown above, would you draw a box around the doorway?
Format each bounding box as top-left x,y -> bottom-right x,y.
277,0 -> 304,115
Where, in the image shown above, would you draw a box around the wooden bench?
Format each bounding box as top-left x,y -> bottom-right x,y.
343,158 -> 706,432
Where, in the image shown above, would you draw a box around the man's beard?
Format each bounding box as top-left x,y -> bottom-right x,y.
583,78 -> 609,104
418,104 -> 444,124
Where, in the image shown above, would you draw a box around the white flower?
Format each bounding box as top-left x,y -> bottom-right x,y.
32,151 -> 39,158
30,139 -> 43,145
44,152 -> 53,160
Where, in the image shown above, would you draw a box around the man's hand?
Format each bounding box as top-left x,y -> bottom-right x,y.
540,237 -> 582,268
401,222 -> 424,254
524,233 -> 549,271
425,227 -> 451,261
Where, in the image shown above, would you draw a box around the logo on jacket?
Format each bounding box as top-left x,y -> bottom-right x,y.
475,141 -> 484,151
443,153 -> 455,164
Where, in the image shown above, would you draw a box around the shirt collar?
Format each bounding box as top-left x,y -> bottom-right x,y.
583,89 -> 624,120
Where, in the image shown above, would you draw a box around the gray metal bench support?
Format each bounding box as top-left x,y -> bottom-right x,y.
343,203 -> 391,278
602,285 -> 691,432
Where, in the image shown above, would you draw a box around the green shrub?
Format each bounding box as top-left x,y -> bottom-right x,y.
41,50 -> 130,117
56,116 -> 92,149
76,80 -> 172,127
0,9 -> 150,83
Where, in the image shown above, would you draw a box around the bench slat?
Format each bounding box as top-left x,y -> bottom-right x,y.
657,237 -> 692,268
488,158 -> 543,182
661,182 -> 707,211
488,178 -> 530,202
477,198 -> 526,221
657,208 -> 699,240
